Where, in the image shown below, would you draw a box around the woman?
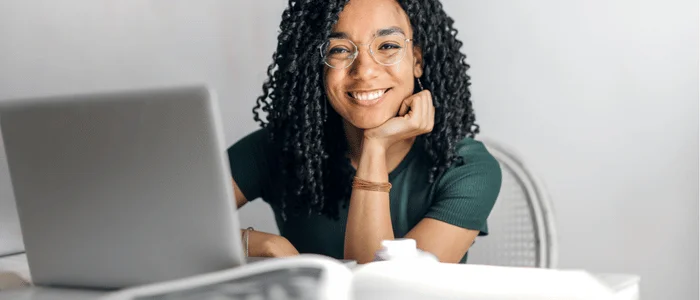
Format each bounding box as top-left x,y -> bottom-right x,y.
228,0 -> 501,264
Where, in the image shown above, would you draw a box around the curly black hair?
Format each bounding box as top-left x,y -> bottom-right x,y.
252,0 -> 478,221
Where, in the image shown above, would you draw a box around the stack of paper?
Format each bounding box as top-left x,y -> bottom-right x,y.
352,260 -> 640,300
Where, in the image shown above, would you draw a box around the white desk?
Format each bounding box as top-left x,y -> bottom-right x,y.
0,254 -> 640,300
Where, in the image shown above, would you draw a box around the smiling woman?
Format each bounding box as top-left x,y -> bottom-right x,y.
226,0 -> 502,264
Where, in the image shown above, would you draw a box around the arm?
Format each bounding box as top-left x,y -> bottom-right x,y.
232,178 -> 299,257
345,90 -> 499,263
344,166 -> 479,264
407,142 -> 502,263
405,218 -> 479,263
227,130 -> 299,257
349,157 -> 494,263
244,228 -> 299,257
232,179 -> 248,209
344,91 -> 434,263
343,141 -> 394,263
232,174 -> 298,257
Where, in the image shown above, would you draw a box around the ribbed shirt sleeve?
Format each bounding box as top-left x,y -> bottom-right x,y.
424,138 -> 502,235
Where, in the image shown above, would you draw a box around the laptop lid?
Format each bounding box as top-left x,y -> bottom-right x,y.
0,85 -> 245,289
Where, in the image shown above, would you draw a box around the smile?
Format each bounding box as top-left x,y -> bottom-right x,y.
348,88 -> 390,101
347,88 -> 391,106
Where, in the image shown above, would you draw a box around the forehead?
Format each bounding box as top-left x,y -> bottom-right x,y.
332,0 -> 412,40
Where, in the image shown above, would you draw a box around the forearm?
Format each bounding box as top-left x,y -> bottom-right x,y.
344,141 -> 395,263
242,229 -> 299,257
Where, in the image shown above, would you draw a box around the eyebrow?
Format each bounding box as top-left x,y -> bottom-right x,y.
377,26 -> 405,37
329,26 -> 405,39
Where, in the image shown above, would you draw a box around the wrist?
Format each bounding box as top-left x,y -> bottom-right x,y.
361,137 -> 388,155
356,138 -> 389,182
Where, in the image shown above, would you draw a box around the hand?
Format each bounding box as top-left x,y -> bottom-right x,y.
246,230 -> 300,258
363,90 -> 435,150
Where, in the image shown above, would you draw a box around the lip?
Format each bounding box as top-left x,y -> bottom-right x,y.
346,88 -> 391,107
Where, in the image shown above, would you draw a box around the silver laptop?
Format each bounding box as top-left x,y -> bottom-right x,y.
0,85 -> 246,289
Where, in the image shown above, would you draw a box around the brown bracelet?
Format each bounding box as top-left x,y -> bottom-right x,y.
352,176 -> 392,192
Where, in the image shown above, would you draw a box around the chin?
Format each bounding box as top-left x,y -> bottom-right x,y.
348,113 -> 393,129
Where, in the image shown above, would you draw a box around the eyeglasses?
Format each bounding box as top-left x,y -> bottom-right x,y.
319,33 -> 413,69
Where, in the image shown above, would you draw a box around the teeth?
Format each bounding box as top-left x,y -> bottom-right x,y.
351,89 -> 385,101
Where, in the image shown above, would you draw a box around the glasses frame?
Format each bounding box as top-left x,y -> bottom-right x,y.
318,33 -> 414,69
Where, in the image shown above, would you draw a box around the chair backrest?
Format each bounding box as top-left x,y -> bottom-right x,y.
466,138 -> 558,268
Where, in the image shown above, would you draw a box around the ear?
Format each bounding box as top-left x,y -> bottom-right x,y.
412,46 -> 423,78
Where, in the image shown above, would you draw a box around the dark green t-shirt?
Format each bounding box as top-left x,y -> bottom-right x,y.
227,128 -> 501,263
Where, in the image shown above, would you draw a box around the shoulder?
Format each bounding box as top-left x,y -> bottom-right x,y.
437,137 -> 502,193
455,137 -> 499,166
226,127 -> 277,159
227,127 -> 271,151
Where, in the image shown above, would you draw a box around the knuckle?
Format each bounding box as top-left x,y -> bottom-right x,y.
410,119 -> 421,129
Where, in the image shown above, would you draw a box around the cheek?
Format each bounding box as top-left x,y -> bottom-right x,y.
324,71 -> 346,110
324,69 -> 343,91
388,64 -> 416,97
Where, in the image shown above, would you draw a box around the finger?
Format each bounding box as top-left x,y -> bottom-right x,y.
421,92 -> 430,130
428,97 -> 435,131
399,93 -> 417,118
397,99 -> 410,117
427,92 -> 435,131
405,95 -> 423,128
414,91 -> 428,131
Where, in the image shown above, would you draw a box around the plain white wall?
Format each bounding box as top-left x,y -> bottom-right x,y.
0,1 -> 696,299
447,0 -> 698,299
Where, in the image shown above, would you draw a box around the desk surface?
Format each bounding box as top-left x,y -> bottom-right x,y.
0,274 -> 640,300
0,254 -> 640,300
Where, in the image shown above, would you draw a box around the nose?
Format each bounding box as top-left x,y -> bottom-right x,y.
348,47 -> 380,81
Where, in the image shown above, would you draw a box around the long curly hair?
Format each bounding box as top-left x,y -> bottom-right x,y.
253,0 -> 478,220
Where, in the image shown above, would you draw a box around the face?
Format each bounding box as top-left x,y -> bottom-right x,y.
324,0 -> 423,129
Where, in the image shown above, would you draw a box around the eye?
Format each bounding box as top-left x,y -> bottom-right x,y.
329,47 -> 351,55
378,43 -> 402,50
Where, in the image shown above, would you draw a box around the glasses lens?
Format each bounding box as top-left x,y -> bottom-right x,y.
371,33 -> 406,65
321,39 -> 356,68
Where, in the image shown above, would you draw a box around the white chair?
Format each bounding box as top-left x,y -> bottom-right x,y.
467,139 -> 558,268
